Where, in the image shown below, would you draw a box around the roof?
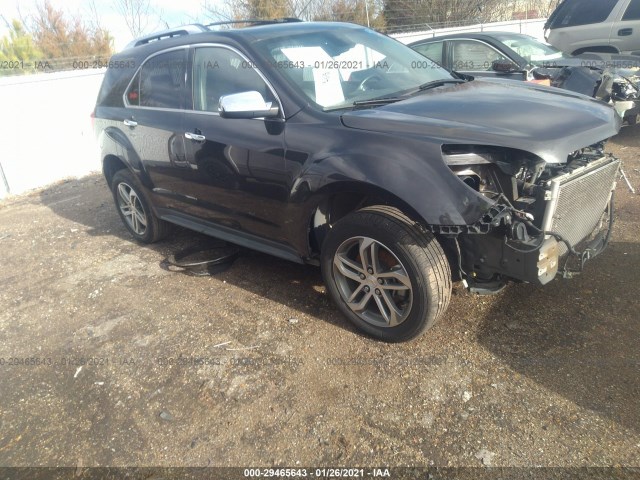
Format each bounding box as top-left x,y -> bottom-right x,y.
408,31 -> 534,45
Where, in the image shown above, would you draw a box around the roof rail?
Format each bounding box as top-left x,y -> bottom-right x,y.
124,18 -> 304,50
203,18 -> 303,28
124,24 -> 209,49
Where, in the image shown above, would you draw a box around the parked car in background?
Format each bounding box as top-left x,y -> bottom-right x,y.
409,32 -> 640,124
544,0 -> 640,55
94,21 -> 621,342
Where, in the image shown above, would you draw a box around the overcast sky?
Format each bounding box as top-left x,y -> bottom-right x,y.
0,0 -> 225,51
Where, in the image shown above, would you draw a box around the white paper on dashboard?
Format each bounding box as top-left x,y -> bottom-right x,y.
281,46 -> 345,107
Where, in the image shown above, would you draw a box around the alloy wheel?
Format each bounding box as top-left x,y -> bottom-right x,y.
116,182 -> 148,236
332,236 -> 413,328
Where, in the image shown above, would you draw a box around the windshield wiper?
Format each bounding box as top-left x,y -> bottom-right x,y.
352,96 -> 402,106
418,78 -> 467,91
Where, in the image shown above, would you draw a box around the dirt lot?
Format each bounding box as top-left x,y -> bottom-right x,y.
0,126 -> 638,473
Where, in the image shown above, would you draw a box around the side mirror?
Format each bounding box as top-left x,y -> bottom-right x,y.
491,59 -> 520,73
219,91 -> 279,119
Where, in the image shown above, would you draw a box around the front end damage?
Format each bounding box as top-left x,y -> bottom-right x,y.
436,145 -> 620,293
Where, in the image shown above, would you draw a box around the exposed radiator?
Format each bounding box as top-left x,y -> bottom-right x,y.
541,156 -> 620,256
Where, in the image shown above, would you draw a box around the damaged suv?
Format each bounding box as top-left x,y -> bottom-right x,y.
94,21 -> 621,342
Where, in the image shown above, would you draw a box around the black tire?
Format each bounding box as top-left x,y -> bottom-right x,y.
321,206 -> 452,342
111,169 -> 170,243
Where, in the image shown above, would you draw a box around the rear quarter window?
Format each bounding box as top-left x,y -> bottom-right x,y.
549,0 -> 618,28
96,59 -> 138,107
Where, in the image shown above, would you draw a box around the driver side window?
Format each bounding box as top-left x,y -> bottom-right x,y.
450,40 -> 509,71
192,47 -> 275,113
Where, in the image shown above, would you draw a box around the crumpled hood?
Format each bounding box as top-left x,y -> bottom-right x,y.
341,79 -> 621,163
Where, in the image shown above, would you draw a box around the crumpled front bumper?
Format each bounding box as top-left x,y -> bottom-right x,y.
459,155 -> 620,286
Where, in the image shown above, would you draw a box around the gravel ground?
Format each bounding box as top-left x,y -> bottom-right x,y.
0,126 -> 638,473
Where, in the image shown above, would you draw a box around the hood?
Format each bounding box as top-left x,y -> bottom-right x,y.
340,79 -> 621,163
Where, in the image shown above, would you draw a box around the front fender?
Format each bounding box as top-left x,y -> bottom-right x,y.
292,137 -> 494,228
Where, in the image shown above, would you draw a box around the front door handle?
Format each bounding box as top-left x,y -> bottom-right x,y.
185,132 -> 206,142
123,119 -> 138,127
618,28 -> 633,36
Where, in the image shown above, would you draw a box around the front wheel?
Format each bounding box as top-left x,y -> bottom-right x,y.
321,206 -> 452,342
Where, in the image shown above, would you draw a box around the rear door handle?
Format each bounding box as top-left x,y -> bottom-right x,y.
618,28 -> 633,36
123,119 -> 138,127
185,132 -> 206,142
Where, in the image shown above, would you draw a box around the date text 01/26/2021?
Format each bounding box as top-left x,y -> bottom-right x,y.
244,468 -> 391,478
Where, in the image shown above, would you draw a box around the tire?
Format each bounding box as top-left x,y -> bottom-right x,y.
321,206 -> 452,342
111,169 -> 170,243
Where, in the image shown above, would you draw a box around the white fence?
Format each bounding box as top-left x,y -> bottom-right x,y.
0,69 -> 105,198
0,18 -> 549,199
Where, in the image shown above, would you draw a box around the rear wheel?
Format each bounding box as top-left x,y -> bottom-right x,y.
111,169 -> 170,243
321,206 -> 452,342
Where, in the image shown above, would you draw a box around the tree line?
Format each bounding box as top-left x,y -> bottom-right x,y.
0,1 -> 112,76
205,0 -> 563,31
1,0 -> 563,76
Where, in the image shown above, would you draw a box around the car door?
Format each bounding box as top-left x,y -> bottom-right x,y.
610,0 -> 640,53
446,39 -> 526,80
181,45 -> 288,241
123,48 -> 189,199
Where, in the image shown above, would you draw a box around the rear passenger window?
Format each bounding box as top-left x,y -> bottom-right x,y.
623,0 -> 640,20
192,47 -> 275,113
133,50 -> 187,109
413,42 -> 444,65
549,0 -> 618,27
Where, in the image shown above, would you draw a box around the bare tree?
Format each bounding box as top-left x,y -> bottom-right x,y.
203,0 -> 332,22
313,0 -> 385,28
112,0 -> 162,37
538,0 -> 563,17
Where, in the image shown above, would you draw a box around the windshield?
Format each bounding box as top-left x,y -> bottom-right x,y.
254,27 -> 454,110
493,33 -> 570,67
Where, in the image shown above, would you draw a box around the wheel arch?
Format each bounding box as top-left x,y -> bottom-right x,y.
103,154 -> 128,187
306,181 -> 432,256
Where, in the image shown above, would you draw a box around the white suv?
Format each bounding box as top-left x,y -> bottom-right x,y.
545,0 -> 640,55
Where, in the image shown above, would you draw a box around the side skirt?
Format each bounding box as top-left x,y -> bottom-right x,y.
156,208 -> 304,265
